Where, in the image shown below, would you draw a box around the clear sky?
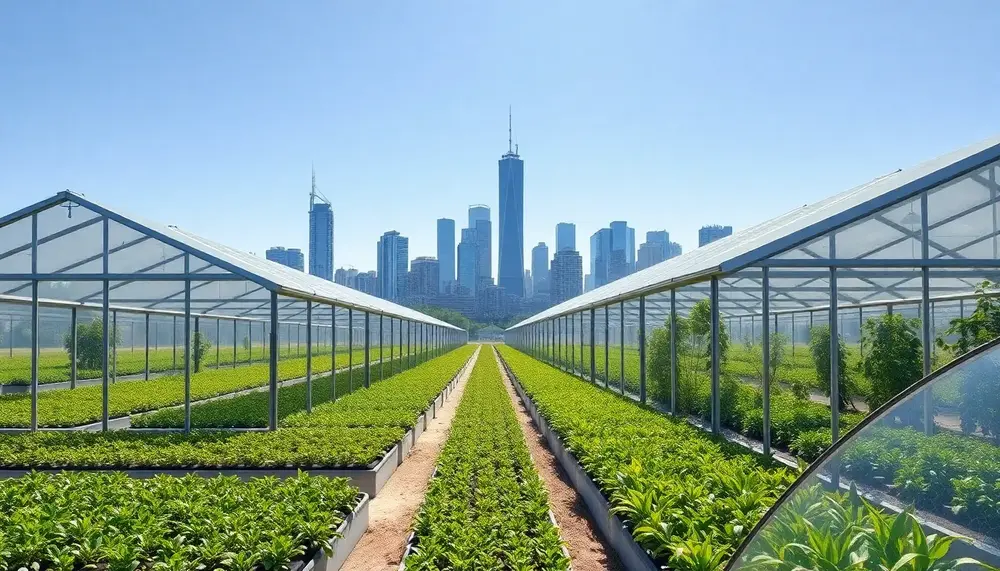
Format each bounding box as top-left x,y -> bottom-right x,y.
2,1 -> 999,278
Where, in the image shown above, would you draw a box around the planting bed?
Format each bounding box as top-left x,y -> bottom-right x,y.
0,346 -> 476,497
498,346 -> 794,570
403,348 -> 569,570
0,470 -> 364,570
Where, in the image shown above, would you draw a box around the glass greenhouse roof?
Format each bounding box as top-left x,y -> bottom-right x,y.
511,135 -> 1000,329
0,191 -> 460,330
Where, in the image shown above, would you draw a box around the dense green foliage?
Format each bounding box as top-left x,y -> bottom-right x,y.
498,346 -> 794,569
739,483 -> 986,570
405,350 -> 568,570
936,281 -> 1000,436
0,471 -> 358,570
842,426 -> 1000,538
809,325 -> 853,411
64,318 -> 120,371
860,314 -> 923,415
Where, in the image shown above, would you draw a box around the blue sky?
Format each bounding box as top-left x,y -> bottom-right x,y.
2,1 -> 998,276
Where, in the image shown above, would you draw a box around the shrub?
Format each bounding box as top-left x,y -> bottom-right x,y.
64,318 -> 120,371
789,428 -> 831,462
808,325 -> 853,410
860,314 -> 923,424
647,315 -> 690,406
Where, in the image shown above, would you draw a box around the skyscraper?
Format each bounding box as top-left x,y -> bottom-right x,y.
591,222 -> 635,287
531,242 -> 549,295
699,224 -> 733,247
265,247 -> 304,272
550,249 -> 583,304
457,228 -> 477,297
637,231 -> 669,271
436,218 -> 456,293
468,205 -> 490,228
523,269 -> 533,298
555,223 -> 576,252
409,257 -> 440,297
590,228 -> 612,288
308,168 -> 334,281
467,205 -> 492,289
498,109 -> 525,297
376,231 -> 409,301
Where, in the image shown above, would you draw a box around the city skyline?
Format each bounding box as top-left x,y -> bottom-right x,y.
5,3 -> 997,298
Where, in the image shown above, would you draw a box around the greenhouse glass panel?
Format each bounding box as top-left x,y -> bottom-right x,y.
644,291 -> 672,409
674,283 -> 710,421
623,298 -> 641,396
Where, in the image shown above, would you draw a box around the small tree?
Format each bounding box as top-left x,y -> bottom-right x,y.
242,335 -> 250,351
809,325 -> 852,411
937,281 -> 1000,435
65,319 -> 120,371
647,315 -> 691,406
861,313 -> 923,411
192,331 -> 212,372
744,332 -> 789,386
688,299 -> 729,370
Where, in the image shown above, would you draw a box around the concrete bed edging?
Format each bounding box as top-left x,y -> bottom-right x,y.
0,352 -> 477,498
498,355 -> 658,571
301,492 -> 371,571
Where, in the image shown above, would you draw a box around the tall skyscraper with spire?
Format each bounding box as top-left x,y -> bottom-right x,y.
497,107 -> 525,297
308,167 -> 334,281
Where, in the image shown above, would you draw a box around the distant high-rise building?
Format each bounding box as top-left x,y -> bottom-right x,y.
637,231 -> 669,271
475,220 -> 491,282
409,257 -> 440,297
591,222 -> 635,287
523,269 -> 533,298
436,218 -> 455,293
498,109 -> 525,298
550,250 -> 583,305
468,205 -> 490,228
584,273 -> 593,293
265,247 -> 304,272
667,241 -> 683,259
308,168 -> 334,281
334,267 -> 360,287
699,224 -> 733,247
531,242 -> 549,295
376,231 -> 409,301
555,223 -> 576,252
457,228 -> 477,297
355,271 -> 378,296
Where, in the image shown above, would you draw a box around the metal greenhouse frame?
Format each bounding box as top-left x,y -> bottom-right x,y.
506,135 -> 1000,458
0,191 -> 467,432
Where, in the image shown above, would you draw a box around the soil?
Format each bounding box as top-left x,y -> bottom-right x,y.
340,346 -> 480,571
493,348 -> 623,571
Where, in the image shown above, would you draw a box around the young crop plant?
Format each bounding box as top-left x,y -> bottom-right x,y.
497,346 -> 794,570
0,471 -> 359,570
405,349 -> 568,570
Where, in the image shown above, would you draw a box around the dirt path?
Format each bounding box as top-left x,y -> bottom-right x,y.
493,349 -> 623,571
341,346 -> 480,571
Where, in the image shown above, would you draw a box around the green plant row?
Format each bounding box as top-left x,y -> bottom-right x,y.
133,348 -> 463,429
0,346 -> 473,469
0,344 -> 371,385
0,470 -> 359,571
840,425 -> 1000,539
497,346 -> 795,570
283,346 -> 474,429
404,349 -> 569,570
0,345 -> 416,428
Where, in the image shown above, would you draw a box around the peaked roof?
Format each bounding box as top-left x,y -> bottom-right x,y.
0,191 -> 462,331
511,135 -> 1000,330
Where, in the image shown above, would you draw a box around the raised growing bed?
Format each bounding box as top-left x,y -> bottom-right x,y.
0,347 -> 476,497
499,354 -> 657,571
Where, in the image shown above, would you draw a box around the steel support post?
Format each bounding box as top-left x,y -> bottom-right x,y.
379,314 -> 384,381
233,319 -> 237,368
268,292 -> 278,430
762,268 -> 771,456
144,312 -> 150,381
670,288 -> 677,415
70,307 -> 78,389
102,217 -> 110,432
921,191 -> 933,434
216,319 -> 220,368
570,314 -> 575,373
590,308 -> 596,382
192,316 -> 199,374
331,306 -> 337,400
348,309 -> 354,391
639,296 -> 646,403
580,312 -> 585,376
30,280 -> 38,431
112,311 -> 117,382
604,305 -> 610,388
390,317 -> 395,373
829,262 -> 840,488
183,264 -> 192,434
306,301 -> 313,413
710,277 -> 721,434
619,301 -> 625,395
364,312 -> 371,389
172,315 -> 177,371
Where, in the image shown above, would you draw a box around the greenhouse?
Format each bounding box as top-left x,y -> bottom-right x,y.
504,136 -> 1000,568
0,190 -> 467,432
